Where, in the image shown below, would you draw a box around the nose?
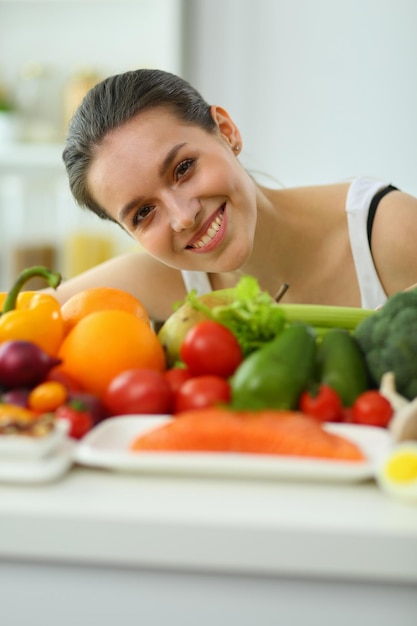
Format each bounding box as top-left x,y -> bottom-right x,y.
167,195 -> 201,232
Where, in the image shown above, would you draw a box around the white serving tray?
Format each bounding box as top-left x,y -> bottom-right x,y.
75,415 -> 392,483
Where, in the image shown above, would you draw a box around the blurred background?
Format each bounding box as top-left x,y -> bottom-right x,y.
1,0 -> 416,290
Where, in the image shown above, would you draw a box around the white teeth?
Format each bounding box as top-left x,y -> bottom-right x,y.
190,211 -> 224,248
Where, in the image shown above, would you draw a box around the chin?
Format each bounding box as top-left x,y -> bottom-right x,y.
220,244 -> 253,272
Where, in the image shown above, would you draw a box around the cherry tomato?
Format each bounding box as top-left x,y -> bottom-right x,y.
299,384 -> 343,423
28,381 -> 68,413
55,402 -> 93,439
103,368 -> 174,416
340,407 -> 354,423
67,391 -> 108,426
174,375 -> 231,413
163,367 -> 193,395
180,320 -> 243,378
351,390 -> 393,428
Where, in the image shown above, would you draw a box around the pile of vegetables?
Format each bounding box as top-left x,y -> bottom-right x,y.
0,267 -> 107,439
158,275 -> 375,365
1,266 -> 417,443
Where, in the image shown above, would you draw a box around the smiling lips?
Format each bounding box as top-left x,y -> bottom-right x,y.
186,205 -> 225,250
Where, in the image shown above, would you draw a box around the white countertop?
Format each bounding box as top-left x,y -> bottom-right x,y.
1,464 -> 416,584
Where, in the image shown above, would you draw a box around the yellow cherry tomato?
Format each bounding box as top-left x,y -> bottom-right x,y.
28,381 -> 68,412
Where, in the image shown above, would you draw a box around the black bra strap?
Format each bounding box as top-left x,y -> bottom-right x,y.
367,184 -> 398,247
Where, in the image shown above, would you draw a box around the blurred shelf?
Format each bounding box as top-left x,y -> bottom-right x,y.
0,143 -> 65,170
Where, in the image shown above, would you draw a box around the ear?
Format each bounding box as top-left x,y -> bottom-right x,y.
210,105 -> 242,152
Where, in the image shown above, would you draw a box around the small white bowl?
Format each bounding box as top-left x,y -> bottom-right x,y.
0,419 -> 69,461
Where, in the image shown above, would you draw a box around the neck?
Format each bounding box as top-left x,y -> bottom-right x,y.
238,185 -> 294,297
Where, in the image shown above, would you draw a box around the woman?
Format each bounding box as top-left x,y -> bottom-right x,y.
57,68 -> 417,322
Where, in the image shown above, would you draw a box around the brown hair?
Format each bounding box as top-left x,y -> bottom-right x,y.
62,69 -> 216,221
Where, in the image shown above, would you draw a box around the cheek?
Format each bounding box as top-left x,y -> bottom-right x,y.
132,215 -> 173,256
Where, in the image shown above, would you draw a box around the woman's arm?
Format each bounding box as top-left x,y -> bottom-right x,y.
48,251 -> 188,322
371,189 -> 417,296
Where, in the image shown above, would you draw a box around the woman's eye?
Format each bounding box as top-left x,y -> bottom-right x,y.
132,205 -> 155,226
175,158 -> 195,180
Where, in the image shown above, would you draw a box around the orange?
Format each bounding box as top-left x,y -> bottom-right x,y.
60,286 -> 150,335
58,310 -> 166,398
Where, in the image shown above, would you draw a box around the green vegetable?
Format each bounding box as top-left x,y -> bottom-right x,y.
231,323 -> 317,410
315,328 -> 370,407
354,290 -> 417,400
159,275 -> 376,367
185,276 -> 285,356
277,303 -> 375,332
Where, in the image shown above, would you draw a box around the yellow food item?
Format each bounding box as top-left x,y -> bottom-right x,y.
384,448 -> 417,482
377,443 -> 417,502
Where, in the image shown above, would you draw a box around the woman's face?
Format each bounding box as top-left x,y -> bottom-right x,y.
87,106 -> 258,273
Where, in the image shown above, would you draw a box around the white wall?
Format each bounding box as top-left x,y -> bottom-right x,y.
184,0 -> 417,194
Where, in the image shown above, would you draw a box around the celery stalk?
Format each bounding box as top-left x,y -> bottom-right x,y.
277,304 -> 375,331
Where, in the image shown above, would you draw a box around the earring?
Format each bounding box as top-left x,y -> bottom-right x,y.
234,144 -> 240,152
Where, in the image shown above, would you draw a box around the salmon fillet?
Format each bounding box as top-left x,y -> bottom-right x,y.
130,408 -> 365,462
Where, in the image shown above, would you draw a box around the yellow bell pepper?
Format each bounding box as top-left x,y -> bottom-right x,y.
0,266 -> 64,357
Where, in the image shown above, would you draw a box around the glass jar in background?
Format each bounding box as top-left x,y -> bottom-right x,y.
15,62 -> 59,143
62,68 -> 101,137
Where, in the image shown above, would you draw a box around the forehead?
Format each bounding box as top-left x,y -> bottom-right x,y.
91,108 -> 209,176
101,107 -> 204,155
87,108 -> 209,213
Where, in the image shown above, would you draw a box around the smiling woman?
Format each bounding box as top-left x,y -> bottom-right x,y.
52,68 -> 417,323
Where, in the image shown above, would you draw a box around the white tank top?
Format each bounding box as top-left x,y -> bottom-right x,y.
345,176 -> 389,309
181,176 -> 390,309
181,269 -> 212,296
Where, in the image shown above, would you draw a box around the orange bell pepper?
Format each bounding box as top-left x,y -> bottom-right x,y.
0,266 -> 64,356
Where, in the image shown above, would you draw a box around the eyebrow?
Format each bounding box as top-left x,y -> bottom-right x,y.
119,142 -> 187,224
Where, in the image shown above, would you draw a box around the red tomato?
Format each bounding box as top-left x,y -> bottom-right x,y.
340,407 -> 354,423
163,367 -> 193,395
299,384 -> 343,423
67,391 -> 108,426
180,320 -> 243,378
174,375 -> 231,413
351,390 -> 393,428
55,404 -> 93,439
103,368 -> 174,416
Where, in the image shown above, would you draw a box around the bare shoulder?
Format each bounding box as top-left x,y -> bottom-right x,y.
276,181 -> 351,211
371,188 -> 417,294
53,251 -> 187,322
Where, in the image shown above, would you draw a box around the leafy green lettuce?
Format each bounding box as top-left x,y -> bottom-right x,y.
184,276 -> 285,356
